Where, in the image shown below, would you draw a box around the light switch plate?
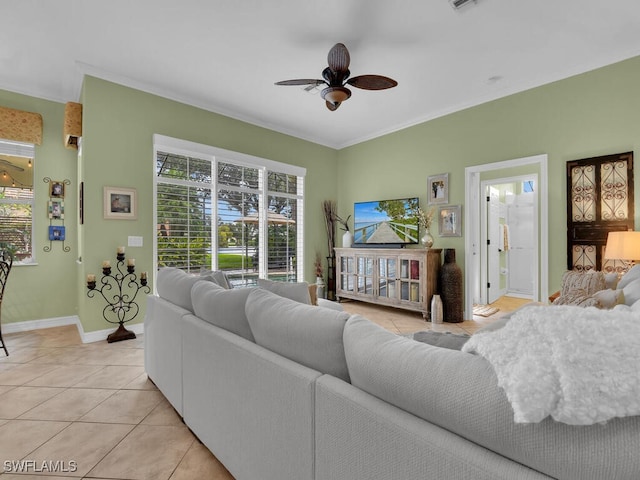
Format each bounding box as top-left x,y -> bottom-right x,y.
128,236 -> 143,247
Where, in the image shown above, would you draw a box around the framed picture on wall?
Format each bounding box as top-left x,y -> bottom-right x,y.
104,186 -> 137,220
50,181 -> 65,198
48,225 -> 65,241
48,200 -> 64,219
427,173 -> 449,205
438,205 -> 462,237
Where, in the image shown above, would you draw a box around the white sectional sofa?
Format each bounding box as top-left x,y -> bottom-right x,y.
144,268 -> 640,480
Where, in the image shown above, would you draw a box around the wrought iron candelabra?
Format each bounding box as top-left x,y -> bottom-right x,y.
87,248 -> 149,343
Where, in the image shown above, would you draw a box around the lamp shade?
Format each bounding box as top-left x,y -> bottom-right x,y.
604,231 -> 640,261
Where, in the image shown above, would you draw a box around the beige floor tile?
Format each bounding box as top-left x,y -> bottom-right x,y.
71,365 -> 145,389
170,440 -> 234,480
19,388 -> 116,422
79,389 -> 164,424
123,372 -> 158,390
27,421 -> 134,477
0,347 -> 56,364
0,419 -> 70,463
89,424 -> 195,480
142,398 -> 183,426
0,386 -> 64,419
0,363 -> 59,386
25,364 -> 104,388
28,346 -> 89,365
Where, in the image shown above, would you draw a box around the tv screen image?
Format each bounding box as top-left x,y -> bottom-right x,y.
353,198 -> 419,245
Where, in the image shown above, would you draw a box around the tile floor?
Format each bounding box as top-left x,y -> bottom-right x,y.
0,296 -> 528,479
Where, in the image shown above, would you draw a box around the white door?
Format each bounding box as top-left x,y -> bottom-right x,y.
487,187 -> 501,304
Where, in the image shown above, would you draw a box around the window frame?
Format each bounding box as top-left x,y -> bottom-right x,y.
153,134 -> 306,287
0,139 -> 35,265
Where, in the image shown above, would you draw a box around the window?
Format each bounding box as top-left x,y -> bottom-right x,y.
154,135 -> 305,287
0,139 -> 34,264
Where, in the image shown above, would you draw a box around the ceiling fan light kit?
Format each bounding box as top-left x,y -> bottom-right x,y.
276,43 -> 397,111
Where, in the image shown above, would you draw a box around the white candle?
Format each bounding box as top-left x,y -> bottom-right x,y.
140,271 -> 147,280
117,246 -> 125,254
102,260 -> 110,268
87,274 -> 95,283
127,258 -> 135,266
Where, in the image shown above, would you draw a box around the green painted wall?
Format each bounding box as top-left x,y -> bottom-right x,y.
0,90 -> 78,323
77,76 -> 338,332
337,55 -> 640,296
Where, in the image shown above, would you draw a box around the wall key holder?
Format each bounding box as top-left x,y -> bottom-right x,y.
87,248 -> 149,343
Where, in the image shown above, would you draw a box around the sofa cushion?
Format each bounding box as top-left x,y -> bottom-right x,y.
257,278 -> 311,304
191,281 -> 255,342
616,263 -> 640,289
622,278 -> 640,306
245,288 -> 350,382
156,267 -> 216,312
412,331 -> 470,350
343,314 -> 640,480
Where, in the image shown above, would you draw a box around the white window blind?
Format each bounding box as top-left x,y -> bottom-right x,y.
154,135 -> 305,287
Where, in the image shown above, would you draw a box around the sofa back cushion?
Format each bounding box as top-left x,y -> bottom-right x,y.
245,288 -> 350,382
156,267 -> 205,312
343,314 -> 640,480
257,278 -> 311,304
191,281 -> 255,342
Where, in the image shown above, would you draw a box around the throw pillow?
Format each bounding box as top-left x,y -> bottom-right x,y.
412,331 -> 470,350
592,288 -> 625,309
559,270 -> 605,297
617,264 -> 640,290
245,288 -> 350,382
552,288 -> 599,307
308,284 -> 318,306
157,267 -> 214,312
199,269 -> 233,289
604,272 -> 620,290
257,278 -> 311,304
191,281 -> 255,342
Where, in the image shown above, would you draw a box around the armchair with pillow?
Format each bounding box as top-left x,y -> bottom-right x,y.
552,265 -> 640,309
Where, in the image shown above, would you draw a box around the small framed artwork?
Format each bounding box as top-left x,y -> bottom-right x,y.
49,225 -> 65,241
50,181 -> 65,198
438,205 -> 462,237
427,173 -> 449,205
48,200 -> 64,219
104,186 -> 137,220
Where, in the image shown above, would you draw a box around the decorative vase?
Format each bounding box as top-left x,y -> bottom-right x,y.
430,294 -> 443,324
316,276 -> 325,299
440,248 -> 463,323
342,230 -> 353,248
421,229 -> 434,248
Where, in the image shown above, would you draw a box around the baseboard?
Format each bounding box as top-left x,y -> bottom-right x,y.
2,316 -> 80,334
3,316 -> 145,344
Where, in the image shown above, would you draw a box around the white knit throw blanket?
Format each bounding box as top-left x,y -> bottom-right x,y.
462,305 -> 640,425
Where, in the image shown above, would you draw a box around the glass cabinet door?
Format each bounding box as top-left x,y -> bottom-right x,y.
378,257 -> 396,299
339,255 -> 355,292
356,255 -> 374,295
399,258 -> 421,303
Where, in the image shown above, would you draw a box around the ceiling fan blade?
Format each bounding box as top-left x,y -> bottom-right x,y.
327,43 -> 350,73
275,79 -> 325,86
347,75 -> 398,90
325,101 -> 341,111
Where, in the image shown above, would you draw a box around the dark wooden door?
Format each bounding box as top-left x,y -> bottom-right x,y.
566,152 -> 634,272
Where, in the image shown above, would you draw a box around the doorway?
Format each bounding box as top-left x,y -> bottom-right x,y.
482,175 -> 537,305
464,154 -> 548,320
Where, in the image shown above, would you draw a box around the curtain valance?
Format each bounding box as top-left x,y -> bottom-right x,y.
0,105 -> 43,145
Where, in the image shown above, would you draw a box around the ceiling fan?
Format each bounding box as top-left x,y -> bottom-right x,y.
275,43 -> 398,111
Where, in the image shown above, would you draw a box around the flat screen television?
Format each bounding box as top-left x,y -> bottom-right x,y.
353,197 -> 419,245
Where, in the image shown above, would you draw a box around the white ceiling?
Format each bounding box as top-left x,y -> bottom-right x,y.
3,0 -> 640,149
